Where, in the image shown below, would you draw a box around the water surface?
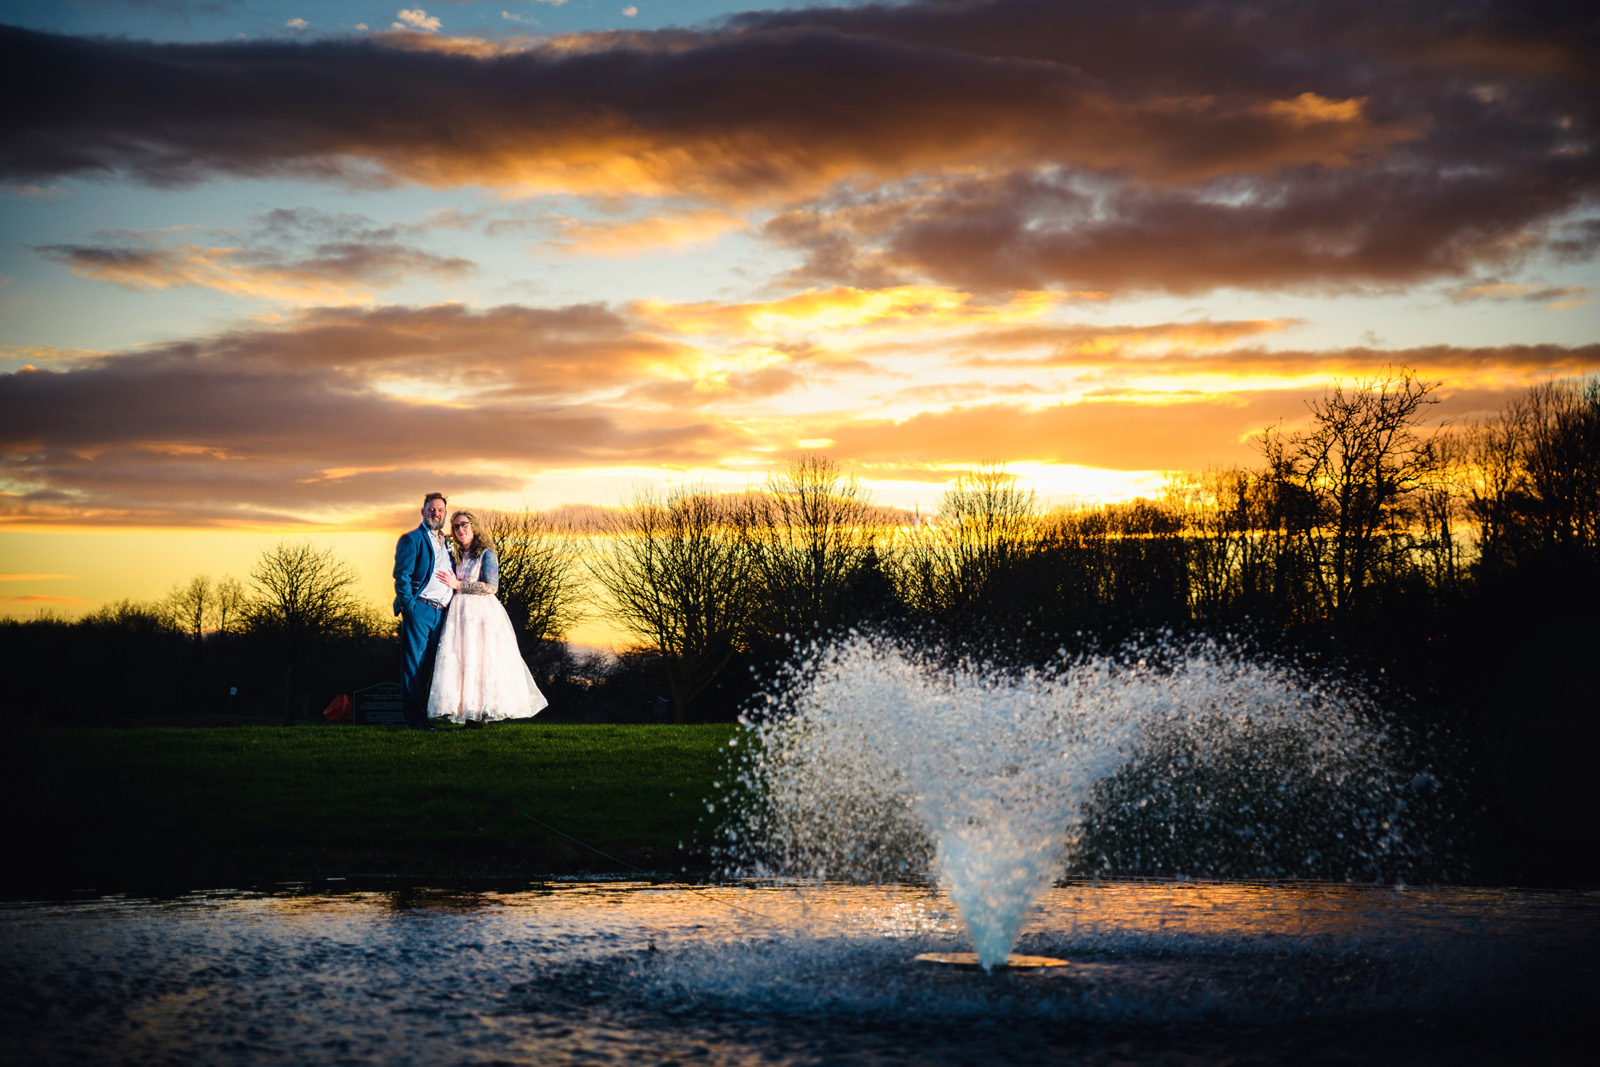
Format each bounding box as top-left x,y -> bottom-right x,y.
2,881 -> 1593,1065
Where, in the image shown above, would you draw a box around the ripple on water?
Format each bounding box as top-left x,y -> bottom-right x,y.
1,881 -> 1595,1066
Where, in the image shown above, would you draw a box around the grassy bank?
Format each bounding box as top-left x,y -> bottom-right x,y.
2,722 -> 739,893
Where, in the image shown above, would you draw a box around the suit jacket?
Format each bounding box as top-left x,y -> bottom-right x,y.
393,524 -> 442,617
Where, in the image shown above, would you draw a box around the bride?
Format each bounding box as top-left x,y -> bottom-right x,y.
426,510 -> 548,727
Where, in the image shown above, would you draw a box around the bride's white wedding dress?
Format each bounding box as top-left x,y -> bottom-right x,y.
426,549 -> 548,724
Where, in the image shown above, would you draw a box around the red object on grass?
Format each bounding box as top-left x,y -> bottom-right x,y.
322,694 -> 353,721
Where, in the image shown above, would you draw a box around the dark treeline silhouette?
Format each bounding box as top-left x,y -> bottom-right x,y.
3,372 -> 1594,878
5,371 -> 1595,723
578,371 -> 1595,721
3,542 -> 397,725
584,457 -> 901,723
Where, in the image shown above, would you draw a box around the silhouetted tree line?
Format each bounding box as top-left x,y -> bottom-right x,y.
2,543 -> 396,724
584,372 -> 1592,711
0,516 -> 624,725
6,370 -> 1595,733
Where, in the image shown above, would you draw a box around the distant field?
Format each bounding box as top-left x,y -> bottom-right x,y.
3,722 -> 741,893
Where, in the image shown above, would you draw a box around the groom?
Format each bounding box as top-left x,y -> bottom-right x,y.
393,491 -> 455,730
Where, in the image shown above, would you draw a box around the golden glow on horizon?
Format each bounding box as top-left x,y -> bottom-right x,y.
0,530 -> 400,621
0,455 -> 1176,630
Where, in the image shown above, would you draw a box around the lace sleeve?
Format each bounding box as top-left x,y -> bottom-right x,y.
461,549 -> 499,595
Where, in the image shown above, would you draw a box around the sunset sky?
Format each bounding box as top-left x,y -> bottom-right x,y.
2,0 -> 1597,641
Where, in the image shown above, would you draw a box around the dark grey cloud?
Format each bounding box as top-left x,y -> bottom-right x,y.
32,207 -> 474,298
768,160 -> 1598,295
1,1 -> 1593,293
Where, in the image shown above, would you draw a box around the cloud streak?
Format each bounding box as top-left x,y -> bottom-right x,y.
34,208 -> 475,302
545,209 -> 749,255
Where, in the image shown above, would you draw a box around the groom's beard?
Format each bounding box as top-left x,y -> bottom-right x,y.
424,516 -> 444,531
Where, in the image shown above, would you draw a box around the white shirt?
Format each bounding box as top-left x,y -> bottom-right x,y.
416,526 -> 455,608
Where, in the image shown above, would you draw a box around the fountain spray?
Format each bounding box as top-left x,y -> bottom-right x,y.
720,632 -> 1422,970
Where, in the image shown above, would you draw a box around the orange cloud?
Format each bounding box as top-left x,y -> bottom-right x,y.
3,283 -> 1596,529
634,286 -> 1063,337
372,32 -> 544,57
960,339 -> 1600,392
955,319 -> 1302,362
1447,280 -> 1593,309
782,382 -> 1544,476
1,345 -> 107,365
1260,93 -> 1367,127
772,394 -> 1293,473
189,302 -> 703,397
547,210 -> 749,255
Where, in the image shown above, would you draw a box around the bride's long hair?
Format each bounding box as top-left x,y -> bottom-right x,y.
448,510 -> 497,562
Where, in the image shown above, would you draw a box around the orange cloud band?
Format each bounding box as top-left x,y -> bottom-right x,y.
4,293 -> 1595,528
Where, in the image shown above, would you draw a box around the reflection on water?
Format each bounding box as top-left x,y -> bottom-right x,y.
2,881 -> 1595,1065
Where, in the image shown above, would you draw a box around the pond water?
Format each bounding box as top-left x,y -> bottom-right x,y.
2,880 -> 1594,1065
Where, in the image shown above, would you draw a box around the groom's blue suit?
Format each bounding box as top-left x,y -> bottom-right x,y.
394,523 -> 446,729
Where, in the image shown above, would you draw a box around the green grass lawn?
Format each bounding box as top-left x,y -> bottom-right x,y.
2,721 -> 741,893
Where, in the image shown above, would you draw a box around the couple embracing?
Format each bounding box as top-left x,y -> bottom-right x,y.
393,492 -> 548,731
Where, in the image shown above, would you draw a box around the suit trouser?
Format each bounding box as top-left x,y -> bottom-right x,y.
400,601 -> 445,728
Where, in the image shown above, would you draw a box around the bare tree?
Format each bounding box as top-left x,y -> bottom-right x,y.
1164,470 -> 1240,616
1466,376 -> 1600,573
213,576 -> 248,637
1465,394 -> 1530,575
164,574 -> 213,658
587,486 -> 755,722
479,507 -> 588,647
895,463 -> 1039,619
745,455 -> 884,647
163,574 -> 217,704
244,541 -> 372,724
1258,368 -> 1442,628
1416,431 -> 1468,596
210,575 -> 250,702
1522,377 -> 1600,555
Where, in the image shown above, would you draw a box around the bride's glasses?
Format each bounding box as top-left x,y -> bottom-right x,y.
452,520 -> 472,529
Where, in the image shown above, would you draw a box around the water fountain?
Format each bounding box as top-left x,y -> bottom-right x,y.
720,632 -> 1424,970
